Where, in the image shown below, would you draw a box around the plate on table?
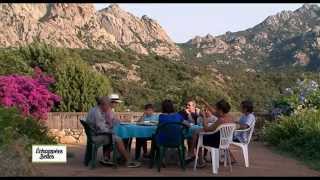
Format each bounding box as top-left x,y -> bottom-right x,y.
136,121 -> 157,126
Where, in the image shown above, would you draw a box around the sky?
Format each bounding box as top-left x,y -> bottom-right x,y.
94,3 -> 304,43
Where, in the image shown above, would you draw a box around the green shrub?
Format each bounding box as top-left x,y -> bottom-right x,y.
53,57 -> 111,112
0,106 -> 56,176
18,42 -> 66,74
263,110 -> 320,169
0,107 -> 55,176
0,49 -> 32,75
0,106 -> 56,149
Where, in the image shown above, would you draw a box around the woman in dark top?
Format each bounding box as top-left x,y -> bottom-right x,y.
155,99 -> 188,144
187,99 -> 234,167
149,100 -> 189,167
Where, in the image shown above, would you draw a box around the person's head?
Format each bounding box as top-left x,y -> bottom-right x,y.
108,94 -> 122,109
161,99 -> 175,114
109,100 -> 119,109
97,96 -> 112,112
214,99 -> 231,116
185,99 -> 196,112
241,100 -> 254,114
144,103 -> 155,116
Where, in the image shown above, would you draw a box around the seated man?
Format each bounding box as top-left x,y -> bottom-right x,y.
179,99 -> 201,158
86,96 -> 140,168
135,103 -> 159,161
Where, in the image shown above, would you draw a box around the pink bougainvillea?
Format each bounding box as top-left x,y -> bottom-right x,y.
0,68 -> 60,120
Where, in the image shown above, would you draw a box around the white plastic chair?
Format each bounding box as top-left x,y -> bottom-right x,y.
193,123 -> 236,174
230,120 -> 255,168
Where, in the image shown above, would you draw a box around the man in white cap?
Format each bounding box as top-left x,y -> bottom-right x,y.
104,93 -> 132,160
86,96 -> 140,168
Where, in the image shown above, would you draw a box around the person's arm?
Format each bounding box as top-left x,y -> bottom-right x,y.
138,113 -> 145,122
182,120 -> 191,128
202,114 -> 221,132
199,98 -> 216,114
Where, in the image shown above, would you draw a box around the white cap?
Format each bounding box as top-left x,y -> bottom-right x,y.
108,93 -> 123,103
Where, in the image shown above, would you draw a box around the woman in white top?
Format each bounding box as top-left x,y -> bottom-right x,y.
230,100 -> 255,164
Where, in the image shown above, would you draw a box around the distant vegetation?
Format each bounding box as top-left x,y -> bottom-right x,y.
1,42 -> 319,113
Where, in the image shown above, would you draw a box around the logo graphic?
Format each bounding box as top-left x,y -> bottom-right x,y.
32,145 -> 67,163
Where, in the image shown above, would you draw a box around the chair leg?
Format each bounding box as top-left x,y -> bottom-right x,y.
220,149 -> 224,163
224,149 -> 227,167
90,144 -> 97,169
243,145 -> 249,168
193,142 -> 200,171
211,148 -> 218,174
84,143 -> 91,166
149,139 -> 156,169
158,146 -> 165,172
215,149 -> 219,170
112,143 -> 118,169
227,149 -> 232,172
178,146 -> 185,170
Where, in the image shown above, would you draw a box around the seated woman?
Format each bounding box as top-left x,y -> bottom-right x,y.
156,99 -> 190,143
196,107 -> 218,162
187,99 -> 234,168
197,108 -> 218,126
135,103 -> 159,160
230,100 -> 255,163
149,99 -> 190,165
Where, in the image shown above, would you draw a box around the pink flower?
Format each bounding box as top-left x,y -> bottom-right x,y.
0,68 -> 60,120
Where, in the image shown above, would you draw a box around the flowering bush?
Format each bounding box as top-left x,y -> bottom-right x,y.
271,79 -> 320,119
0,67 -> 60,119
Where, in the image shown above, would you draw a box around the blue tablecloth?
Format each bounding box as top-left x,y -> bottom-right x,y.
114,124 -> 202,139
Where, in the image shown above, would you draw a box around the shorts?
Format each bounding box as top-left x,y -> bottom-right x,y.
202,131 -> 220,148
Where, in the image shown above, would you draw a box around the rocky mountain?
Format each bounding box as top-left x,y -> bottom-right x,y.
183,4 -> 320,70
0,3 -> 181,59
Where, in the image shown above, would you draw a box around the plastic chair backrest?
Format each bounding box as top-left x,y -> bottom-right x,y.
217,123 -> 236,149
80,118 -> 93,143
155,122 -> 188,147
246,120 -> 256,144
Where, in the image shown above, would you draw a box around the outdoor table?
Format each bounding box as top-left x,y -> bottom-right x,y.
113,123 -> 202,159
114,123 -> 202,139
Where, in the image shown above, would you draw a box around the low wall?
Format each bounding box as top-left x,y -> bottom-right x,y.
45,112 -> 271,144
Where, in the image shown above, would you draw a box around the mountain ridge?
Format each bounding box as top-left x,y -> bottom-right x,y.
0,3 -> 181,59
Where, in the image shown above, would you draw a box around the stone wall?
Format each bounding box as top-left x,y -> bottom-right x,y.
48,128 -> 86,145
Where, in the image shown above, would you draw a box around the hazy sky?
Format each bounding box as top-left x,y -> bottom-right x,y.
94,3 -> 304,43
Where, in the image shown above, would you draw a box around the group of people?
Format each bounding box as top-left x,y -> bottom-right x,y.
85,93 -> 256,169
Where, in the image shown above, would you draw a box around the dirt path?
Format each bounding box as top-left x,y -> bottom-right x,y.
34,142 -> 320,176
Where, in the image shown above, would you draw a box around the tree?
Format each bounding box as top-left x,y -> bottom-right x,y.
53,57 -> 111,112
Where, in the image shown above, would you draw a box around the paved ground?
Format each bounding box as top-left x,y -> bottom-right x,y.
34,142 -> 320,176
